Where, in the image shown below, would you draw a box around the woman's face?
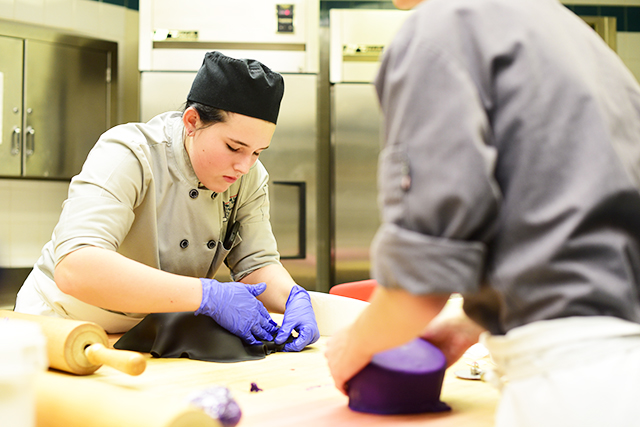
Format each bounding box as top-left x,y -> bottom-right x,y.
183,108 -> 276,193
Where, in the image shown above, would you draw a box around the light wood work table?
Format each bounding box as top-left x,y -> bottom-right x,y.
36,293 -> 500,427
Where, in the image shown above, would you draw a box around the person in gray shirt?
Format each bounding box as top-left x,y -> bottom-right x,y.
326,0 -> 640,424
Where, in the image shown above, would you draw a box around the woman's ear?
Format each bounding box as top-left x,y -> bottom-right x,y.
182,107 -> 200,136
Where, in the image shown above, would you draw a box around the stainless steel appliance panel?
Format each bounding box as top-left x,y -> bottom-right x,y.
140,72 -> 318,289
327,9 -> 414,287
329,9 -> 412,84
332,82 -> 381,284
260,73 -> 317,289
0,36 -> 23,176
139,0 -> 319,74
24,40 -> 109,178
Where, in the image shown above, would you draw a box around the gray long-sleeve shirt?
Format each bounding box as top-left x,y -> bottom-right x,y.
372,0 -> 640,334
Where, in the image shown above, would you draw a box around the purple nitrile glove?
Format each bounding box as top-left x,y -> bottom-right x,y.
275,285 -> 320,352
195,278 -> 278,345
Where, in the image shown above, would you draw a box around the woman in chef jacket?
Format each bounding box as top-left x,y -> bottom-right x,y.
15,51 -> 319,352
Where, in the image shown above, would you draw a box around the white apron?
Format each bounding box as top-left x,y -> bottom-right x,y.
482,316 -> 640,427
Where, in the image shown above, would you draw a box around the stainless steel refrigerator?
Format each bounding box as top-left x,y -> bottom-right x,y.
329,9 -> 413,285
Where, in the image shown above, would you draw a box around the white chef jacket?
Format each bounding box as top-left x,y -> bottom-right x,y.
16,112 -> 281,332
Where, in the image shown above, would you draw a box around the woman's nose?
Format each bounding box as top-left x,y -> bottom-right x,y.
234,155 -> 253,174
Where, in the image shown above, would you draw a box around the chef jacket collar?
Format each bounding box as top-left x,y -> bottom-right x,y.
167,113 -> 201,188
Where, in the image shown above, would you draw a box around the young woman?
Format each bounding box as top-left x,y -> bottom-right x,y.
15,51 -> 319,352
326,0 -> 640,424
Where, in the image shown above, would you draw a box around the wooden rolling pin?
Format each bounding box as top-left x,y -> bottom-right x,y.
0,310 -> 146,376
36,371 -> 220,427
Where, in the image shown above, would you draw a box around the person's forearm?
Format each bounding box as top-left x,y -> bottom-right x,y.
54,246 -> 202,313
348,286 -> 450,358
242,263 -> 296,313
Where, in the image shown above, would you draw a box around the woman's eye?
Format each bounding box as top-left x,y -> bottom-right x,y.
227,145 -> 240,152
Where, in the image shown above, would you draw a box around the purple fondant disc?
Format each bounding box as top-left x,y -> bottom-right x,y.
347,338 -> 451,415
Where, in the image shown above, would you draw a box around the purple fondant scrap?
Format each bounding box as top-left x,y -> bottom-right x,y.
347,338 -> 451,415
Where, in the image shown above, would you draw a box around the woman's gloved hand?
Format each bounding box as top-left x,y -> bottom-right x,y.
275,285 -> 320,352
195,278 -> 278,345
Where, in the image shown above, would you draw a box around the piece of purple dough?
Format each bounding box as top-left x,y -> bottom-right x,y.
187,386 -> 242,427
347,338 -> 451,415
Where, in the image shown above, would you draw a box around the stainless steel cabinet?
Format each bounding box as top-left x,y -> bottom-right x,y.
260,74 -> 318,289
0,36 -> 23,176
333,83 -> 382,285
328,9 -> 413,286
0,24 -> 117,179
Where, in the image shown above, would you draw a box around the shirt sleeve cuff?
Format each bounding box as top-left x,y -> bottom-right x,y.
371,222 -> 486,295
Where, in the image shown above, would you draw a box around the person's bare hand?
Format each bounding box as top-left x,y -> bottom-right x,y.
420,307 -> 485,367
325,327 -> 373,395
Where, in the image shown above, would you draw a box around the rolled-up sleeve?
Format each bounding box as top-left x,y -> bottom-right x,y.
371,36 -> 501,295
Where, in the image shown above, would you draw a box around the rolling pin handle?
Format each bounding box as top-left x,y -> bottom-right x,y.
84,343 -> 147,376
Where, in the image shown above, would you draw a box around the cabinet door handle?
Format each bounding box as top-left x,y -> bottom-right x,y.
25,126 -> 35,157
11,127 -> 21,155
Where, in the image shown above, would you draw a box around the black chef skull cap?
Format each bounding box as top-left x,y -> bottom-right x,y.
187,51 -> 284,124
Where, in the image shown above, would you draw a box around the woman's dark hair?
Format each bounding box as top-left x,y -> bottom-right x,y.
183,101 -> 227,128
